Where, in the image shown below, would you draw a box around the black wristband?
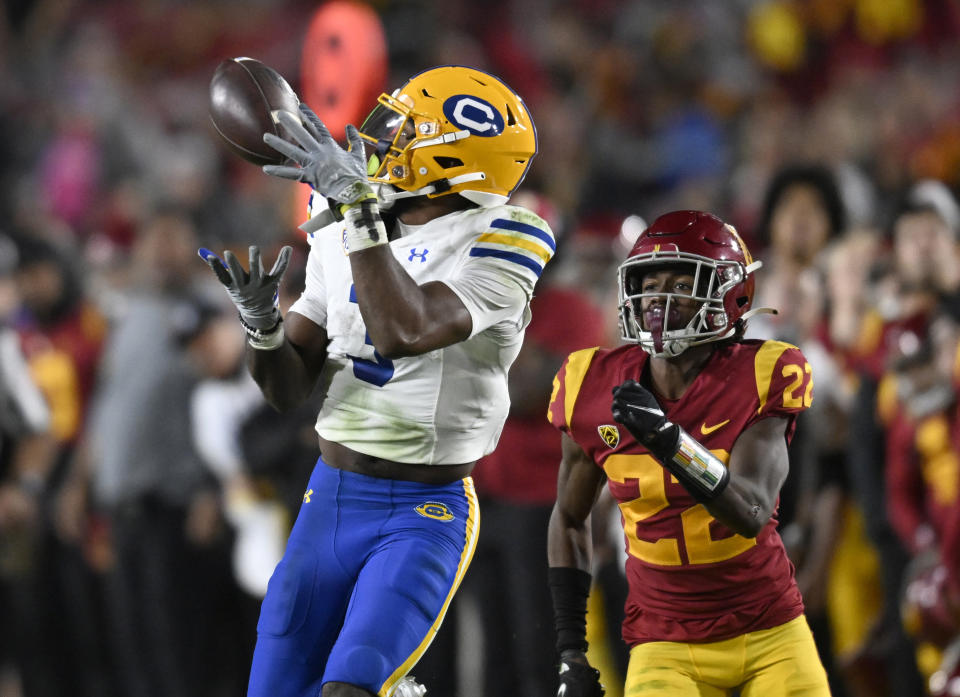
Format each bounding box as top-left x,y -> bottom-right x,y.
237,313 -> 281,340
548,566 -> 592,654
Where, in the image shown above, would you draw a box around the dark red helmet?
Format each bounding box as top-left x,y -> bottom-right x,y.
617,210 -> 766,356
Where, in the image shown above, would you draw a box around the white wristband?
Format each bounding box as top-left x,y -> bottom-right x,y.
247,323 -> 285,351
342,200 -> 388,253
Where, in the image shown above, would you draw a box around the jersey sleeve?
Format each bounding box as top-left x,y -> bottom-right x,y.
444,208 -> 556,338
752,340 -> 814,421
287,231 -> 328,327
547,347 -> 599,435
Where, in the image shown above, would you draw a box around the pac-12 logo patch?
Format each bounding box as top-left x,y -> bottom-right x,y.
598,425 -> 620,448
442,95 -> 505,137
415,501 -> 455,522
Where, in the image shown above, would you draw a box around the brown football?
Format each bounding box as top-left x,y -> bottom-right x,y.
209,57 -> 300,166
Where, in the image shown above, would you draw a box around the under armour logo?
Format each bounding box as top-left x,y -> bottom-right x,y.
303,489 -> 313,504
408,248 -> 429,263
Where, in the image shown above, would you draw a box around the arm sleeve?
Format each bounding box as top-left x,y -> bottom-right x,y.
288,234 -> 328,327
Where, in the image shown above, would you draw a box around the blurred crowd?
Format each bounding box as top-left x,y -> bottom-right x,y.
3,1 -> 960,696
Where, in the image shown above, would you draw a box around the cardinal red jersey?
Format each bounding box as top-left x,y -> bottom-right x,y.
886,402 -> 960,554
548,339 -> 811,645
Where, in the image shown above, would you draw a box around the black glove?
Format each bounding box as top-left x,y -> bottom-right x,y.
558,658 -> 605,697
611,379 -> 679,461
612,379 -> 730,503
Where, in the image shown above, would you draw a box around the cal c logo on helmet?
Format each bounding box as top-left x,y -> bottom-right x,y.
442,95 -> 505,137
598,425 -> 620,448
415,501 -> 455,522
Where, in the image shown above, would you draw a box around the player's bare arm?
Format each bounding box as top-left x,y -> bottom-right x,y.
703,416 -> 790,537
548,432 -> 607,571
349,247 -> 472,358
198,245 -> 330,412
548,432 -> 607,695
246,310 -> 328,411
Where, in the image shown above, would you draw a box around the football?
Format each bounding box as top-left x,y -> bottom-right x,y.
209,57 -> 301,166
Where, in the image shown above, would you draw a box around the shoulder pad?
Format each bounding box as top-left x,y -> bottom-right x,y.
753,340 -> 813,414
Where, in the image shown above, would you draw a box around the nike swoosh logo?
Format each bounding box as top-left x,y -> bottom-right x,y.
700,419 -> 730,435
628,405 -> 664,416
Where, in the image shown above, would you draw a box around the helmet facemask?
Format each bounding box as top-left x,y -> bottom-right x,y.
618,254 -> 749,357
358,92 -> 480,205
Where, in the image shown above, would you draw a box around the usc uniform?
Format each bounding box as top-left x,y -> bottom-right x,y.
550,338 -> 828,694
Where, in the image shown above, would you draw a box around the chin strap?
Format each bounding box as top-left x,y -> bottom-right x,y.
376,172 -> 487,202
409,129 -> 471,149
740,306 -> 779,322
298,172 -> 489,235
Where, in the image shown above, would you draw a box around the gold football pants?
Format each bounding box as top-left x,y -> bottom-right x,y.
625,615 -> 831,696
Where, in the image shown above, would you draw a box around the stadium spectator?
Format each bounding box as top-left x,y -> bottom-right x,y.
839,180 -> 960,696
0,236 -> 58,697
746,163 -> 850,691
749,163 -> 847,345
10,232 -> 111,697
74,210 -> 234,697
789,230 -> 888,697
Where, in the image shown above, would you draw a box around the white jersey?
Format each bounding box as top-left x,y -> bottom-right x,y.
289,200 -> 555,465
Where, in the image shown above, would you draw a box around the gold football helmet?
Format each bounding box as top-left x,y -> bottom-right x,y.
358,66 -> 537,207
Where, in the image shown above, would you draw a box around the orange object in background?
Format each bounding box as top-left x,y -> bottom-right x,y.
300,1 -> 388,141
294,1 -> 388,228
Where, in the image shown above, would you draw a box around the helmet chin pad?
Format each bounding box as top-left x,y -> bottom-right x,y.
460,190 -> 509,207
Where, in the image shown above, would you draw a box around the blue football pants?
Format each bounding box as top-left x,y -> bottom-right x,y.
247,457 -> 479,697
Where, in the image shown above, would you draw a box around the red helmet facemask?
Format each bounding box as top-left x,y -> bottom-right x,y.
617,210 -> 772,357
